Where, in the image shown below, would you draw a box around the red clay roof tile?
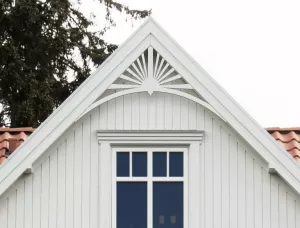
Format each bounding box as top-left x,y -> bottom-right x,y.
0,128 -> 34,165
266,127 -> 300,163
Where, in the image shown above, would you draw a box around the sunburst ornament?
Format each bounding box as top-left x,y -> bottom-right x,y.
78,46 -> 222,120
108,47 -> 193,96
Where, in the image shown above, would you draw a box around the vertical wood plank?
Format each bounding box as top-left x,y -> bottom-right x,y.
24,175 -> 33,228
296,200 -> 300,228
221,128 -> 230,228
115,96 -> 124,130
254,163 -> 263,228
164,94 -> 173,129
57,142 -> 66,228
65,130 -> 75,228
139,93 -> 148,130
287,193 -> 296,228
188,100 -> 197,130
279,184 -> 287,228
0,196 -> 8,228
196,104 -> 204,130
204,110 -> 213,228
90,109 -> 100,228
108,99 -> 116,130
156,93 -> 165,129
148,93 -> 156,129
229,137 -> 238,228
172,95 -> 180,130
16,180 -> 25,228
189,143 -> 201,228
99,102 -> 108,130
262,170 -> 271,228
123,94 -> 132,130
213,121 -> 222,228
73,124 -> 83,228
237,144 -> 246,228
41,158 -> 50,228
32,167 -> 42,228
180,97 -> 188,130
131,93 -> 140,130
49,149 -> 58,228
246,152 -> 254,228
270,176 -> 279,228
99,143 -> 112,228
7,190 -> 16,228
82,118 -> 91,228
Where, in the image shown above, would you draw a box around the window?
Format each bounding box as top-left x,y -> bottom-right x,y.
112,148 -> 188,228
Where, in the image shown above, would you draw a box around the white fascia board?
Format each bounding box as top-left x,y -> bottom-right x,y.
147,18 -> 300,193
0,18 -> 152,196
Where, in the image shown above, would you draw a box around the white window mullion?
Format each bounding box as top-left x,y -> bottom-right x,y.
148,150 -> 153,228
129,151 -> 132,177
166,150 -> 169,177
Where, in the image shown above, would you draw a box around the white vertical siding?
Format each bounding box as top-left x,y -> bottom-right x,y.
0,92 -> 300,228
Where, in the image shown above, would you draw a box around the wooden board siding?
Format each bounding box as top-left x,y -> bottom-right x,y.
0,92 -> 299,228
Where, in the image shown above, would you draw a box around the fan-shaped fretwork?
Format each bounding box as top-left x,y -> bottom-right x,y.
108,47 -> 194,96
80,47 -> 222,120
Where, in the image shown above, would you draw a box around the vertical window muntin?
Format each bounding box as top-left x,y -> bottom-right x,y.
112,147 -> 188,228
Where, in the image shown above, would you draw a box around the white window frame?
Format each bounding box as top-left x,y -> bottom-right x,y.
97,130 -> 204,228
112,147 -> 188,228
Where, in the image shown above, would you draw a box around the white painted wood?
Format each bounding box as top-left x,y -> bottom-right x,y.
139,93 -> 148,130
24,175 -> 33,228
99,142 -> 112,228
229,136 -> 238,228
262,170 -> 271,228
1,94 -> 300,228
15,180 -> 25,228
49,149 -> 58,228
32,167 -> 41,228
40,158 -> 49,228
237,144 -> 246,228
245,151 -> 255,228
90,109 -> 99,228
7,188 -> 16,228
65,130 -> 75,228
189,143 -> 201,228
73,124 -> 83,228
57,142 -> 66,228
221,127 -> 230,228
131,93 -> 140,130
254,163 -> 263,228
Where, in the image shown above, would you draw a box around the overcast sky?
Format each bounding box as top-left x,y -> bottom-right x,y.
83,0 -> 300,128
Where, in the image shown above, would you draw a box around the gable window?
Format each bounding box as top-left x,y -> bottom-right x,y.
112,148 -> 188,228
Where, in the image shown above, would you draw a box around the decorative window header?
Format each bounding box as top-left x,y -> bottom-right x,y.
97,130 -> 204,144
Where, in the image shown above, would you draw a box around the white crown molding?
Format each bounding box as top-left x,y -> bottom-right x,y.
97,130 -> 204,144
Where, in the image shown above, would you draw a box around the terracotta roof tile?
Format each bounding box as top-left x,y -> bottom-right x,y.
266,127 -> 300,163
0,127 -> 34,165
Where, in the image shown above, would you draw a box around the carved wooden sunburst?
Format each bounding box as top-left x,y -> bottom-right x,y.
78,47 -> 222,120
108,47 -> 193,96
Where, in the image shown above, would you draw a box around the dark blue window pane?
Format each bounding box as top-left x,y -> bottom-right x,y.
153,182 -> 183,228
117,182 -> 147,228
169,152 -> 183,177
153,152 -> 167,177
117,152 -> 129,177
132,152 -> 147,177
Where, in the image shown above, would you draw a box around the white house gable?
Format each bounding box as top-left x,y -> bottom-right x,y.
0,17 -> 300,228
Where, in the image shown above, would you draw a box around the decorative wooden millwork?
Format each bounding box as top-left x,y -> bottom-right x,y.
80,47 -> 221,119
107,47 -> 194,96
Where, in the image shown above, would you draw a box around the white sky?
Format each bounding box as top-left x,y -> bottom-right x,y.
83,0 -> 300,128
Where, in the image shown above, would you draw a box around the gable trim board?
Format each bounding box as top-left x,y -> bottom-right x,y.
0,17 -> 299,197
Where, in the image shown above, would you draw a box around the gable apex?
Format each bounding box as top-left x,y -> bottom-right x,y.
0,17 -> 300,197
